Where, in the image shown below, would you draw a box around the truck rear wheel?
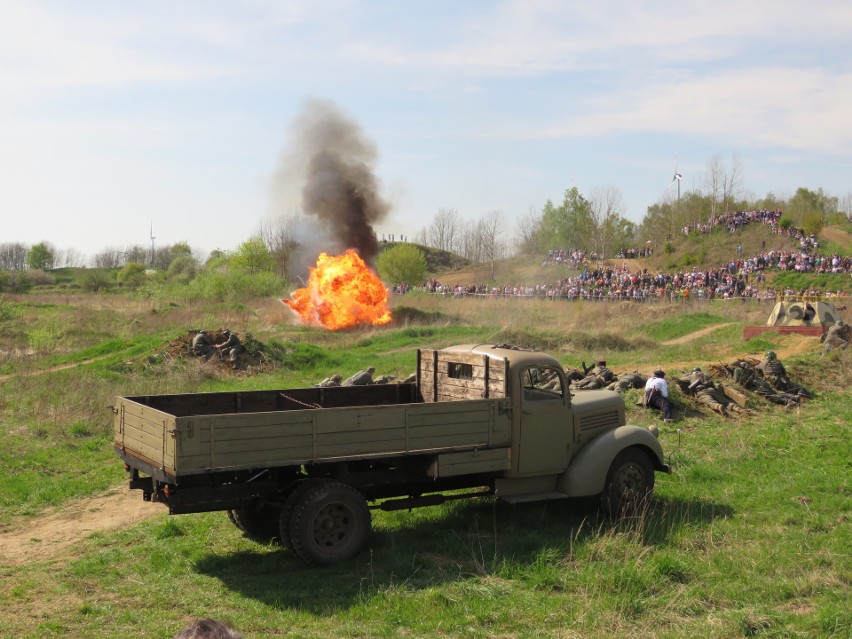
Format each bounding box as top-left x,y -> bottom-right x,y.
288,480 -> 371,566
601,448 -> 654,519
227,504 -> 281,542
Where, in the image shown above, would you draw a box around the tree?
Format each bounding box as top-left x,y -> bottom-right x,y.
376,243 -> 427,286
539,187 -> 595,252
0,242 -> 29,270
428,208 -> 460,252
515,206 -> 543,255
478,211 -> 506,280
589,186 -> 628,258
117,262 -> 148,288
259,213 -> 303,277
231,237 -> 275,273
26,242 -> 55,271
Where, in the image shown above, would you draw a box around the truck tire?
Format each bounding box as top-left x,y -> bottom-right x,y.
278,479 -> 331,551
601,448 -> 654,519
288,480 -> 371,566
226,504 -> 281,542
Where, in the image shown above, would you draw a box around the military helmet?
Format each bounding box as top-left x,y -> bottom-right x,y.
198,329 -> 206,334
693,367 -> 701,372
765,350 -> 776,360
223,329 -> 231,336
837,320 -> 845,327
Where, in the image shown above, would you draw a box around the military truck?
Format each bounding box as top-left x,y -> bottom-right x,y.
114,344 -> 669,565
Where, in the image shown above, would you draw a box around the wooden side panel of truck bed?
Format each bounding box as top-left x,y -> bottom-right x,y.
115,395 -> 511,477
418,349 -> 508,402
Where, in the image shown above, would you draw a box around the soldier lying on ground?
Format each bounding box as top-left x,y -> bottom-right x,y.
677,367 -> 747,416
605,371 -> 647,392
315,374 -> 342,387
572,359 -> 617,390
757,351 -> 811,397
343,367 -> 376,386
732,361 -> 800,407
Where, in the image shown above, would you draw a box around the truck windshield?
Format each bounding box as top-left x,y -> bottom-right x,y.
522,366 -> 564,400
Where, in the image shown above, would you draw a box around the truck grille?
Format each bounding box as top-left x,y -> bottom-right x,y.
579,411 -> 620,431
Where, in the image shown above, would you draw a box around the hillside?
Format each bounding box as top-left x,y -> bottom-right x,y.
430,223 -> 852,292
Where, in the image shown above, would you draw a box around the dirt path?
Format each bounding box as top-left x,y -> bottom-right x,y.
0,486 -> 162,565
663,323 -> 735,346
0,355 -> 112,383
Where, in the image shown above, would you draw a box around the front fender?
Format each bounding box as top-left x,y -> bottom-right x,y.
556,425 -> 668,497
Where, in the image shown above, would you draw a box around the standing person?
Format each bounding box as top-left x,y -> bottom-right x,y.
644,370 -> 673,422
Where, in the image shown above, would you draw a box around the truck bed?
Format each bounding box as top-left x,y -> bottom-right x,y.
114,383 -> 512,479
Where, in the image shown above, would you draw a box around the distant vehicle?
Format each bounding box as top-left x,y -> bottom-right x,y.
114,344 -> 669,565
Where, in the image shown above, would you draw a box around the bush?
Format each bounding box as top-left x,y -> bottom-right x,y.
778,215 -> 793,230
80,270 -> 115,292
181,268 -> 286,303
117,262 -> 148,288
166,255 -> 198,282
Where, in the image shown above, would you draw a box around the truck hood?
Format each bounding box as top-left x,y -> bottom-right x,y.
570,389 -> 625,437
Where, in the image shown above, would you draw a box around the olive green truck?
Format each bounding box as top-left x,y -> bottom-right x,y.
114,344 -> 669,565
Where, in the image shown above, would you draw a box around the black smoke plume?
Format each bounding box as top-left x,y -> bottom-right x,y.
278,99 -> 390,264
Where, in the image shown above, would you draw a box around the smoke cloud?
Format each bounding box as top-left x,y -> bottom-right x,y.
271,99 -> 390,266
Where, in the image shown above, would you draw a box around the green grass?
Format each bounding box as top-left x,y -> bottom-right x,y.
0,293 -> 849,638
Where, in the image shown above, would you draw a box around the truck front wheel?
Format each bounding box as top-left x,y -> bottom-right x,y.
601,448 -> 654,519
288,480 -> 371,566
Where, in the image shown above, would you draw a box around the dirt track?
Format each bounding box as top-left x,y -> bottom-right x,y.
0,487 -> 162,566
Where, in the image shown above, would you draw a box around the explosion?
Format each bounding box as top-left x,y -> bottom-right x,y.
283,249 -> 392,330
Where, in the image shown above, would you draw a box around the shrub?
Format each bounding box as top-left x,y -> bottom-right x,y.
778,215 -> 793,230
117,262 -> 148,288
181,268 -> 286,303
80,270 -> 115,292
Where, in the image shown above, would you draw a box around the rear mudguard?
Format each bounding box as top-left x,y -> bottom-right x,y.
556,425 -> 668,497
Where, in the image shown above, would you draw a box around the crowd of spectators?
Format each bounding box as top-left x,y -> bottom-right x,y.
415,211 -> 850,303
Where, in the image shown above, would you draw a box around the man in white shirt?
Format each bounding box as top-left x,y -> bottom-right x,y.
644,369 -> 673,422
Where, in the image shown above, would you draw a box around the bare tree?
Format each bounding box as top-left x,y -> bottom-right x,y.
429,208 -> 460,252
55,247 -> 86,268
515,206 -> 543,256
722,153 -> 744,213
0,242 -> 29,270
259,213 -> 304,277
704,154 -> 724,224
93,247 -> 126,268
589,186 -> 626,258
478,211 -> 506,280
458,219 -> 482,264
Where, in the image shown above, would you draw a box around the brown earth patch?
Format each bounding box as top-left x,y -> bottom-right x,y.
0,486 -> 162,566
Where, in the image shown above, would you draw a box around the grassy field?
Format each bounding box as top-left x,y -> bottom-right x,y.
0,291 -> 849,638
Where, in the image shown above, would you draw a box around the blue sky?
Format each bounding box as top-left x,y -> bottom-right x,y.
2,0 -> 851,262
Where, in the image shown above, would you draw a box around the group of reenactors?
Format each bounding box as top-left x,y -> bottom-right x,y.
568,350 -> 813,421
315,368 -> 414,387
190,329 -> 245,367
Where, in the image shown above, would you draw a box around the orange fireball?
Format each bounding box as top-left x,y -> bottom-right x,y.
283,249 -> 392,330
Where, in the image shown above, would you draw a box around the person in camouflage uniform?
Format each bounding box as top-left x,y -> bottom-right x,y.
191,330 -> 214,359
679,367 -> 746,416
821,320 -> 850,353
315,374 -> 342,387
757,351 -> 811,397
572,359 -> 617,390
343,367 -> 376,386
605,371 -> 646,392
733,362 -> 800,407
214,329 -> 244,366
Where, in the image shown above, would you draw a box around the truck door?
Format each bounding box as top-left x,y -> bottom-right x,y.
517,366 -> 571,475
